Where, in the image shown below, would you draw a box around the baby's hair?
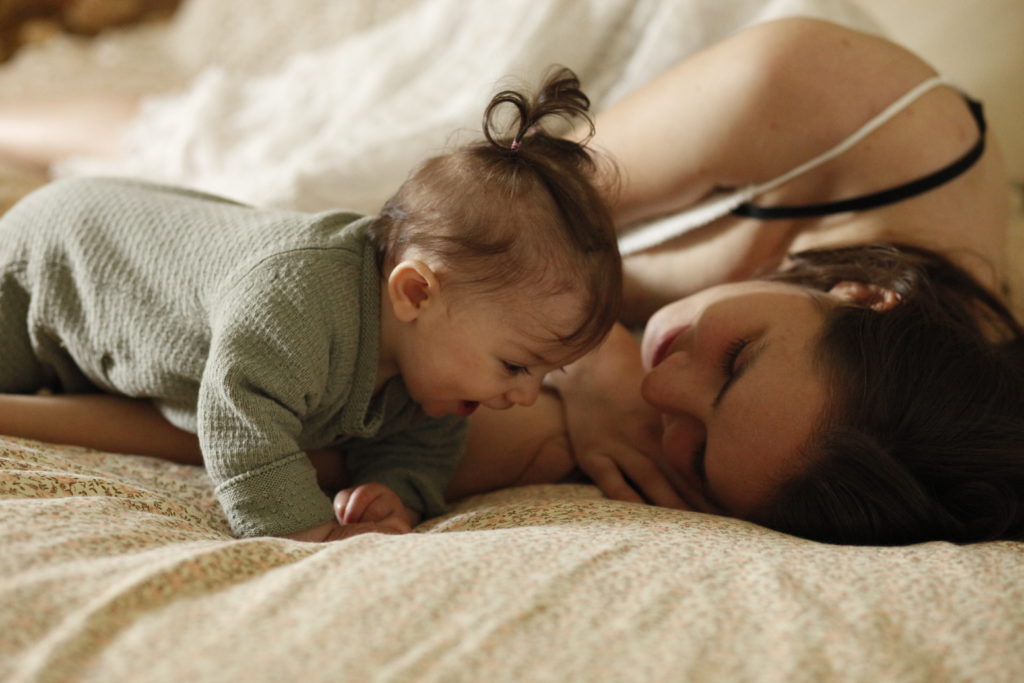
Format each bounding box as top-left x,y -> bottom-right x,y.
368,66 -> 622,354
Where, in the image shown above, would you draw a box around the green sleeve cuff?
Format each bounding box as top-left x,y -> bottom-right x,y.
213,451 -> 334,537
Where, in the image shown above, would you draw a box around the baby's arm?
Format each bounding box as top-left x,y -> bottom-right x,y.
200,256 -> 355,540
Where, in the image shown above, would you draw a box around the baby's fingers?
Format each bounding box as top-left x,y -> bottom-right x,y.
363,496 -> 413,533
333,484 -> 386,524
333,487 -> 356,524
334,483 -> 412,532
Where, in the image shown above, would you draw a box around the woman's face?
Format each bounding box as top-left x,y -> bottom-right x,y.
640,281 -> 841,518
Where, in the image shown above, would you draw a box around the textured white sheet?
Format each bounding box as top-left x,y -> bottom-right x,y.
53,0 -> 879,214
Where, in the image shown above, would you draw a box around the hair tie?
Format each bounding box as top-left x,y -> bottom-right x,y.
510,125 -> 540,153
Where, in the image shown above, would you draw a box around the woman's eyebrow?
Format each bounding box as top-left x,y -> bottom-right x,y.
713,338 -> 769,409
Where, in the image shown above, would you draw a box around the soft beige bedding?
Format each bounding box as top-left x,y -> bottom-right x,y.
2,435 -> 1022,682
2,1 -> 1023,681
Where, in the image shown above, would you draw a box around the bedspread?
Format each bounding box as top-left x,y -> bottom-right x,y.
2,435 -> 1022,682
2,1 -> 1024,680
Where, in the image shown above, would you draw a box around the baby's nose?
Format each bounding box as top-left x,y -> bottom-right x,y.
508,382 -> 541,407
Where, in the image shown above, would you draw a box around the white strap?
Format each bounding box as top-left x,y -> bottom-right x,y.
618,188 -> 754,255
745,75 -> 948,197
618,76 -> 950,256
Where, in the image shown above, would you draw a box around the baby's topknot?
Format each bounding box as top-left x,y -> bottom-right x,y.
482,66 -> 596,166
369,65 -> 621,355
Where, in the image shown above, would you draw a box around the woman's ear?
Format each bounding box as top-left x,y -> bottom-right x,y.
387,260 -> 441,322
828,280 -> 902,312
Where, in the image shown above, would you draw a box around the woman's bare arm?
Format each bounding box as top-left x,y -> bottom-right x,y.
448,391 -> 576,500
0,391 -> 576,500
0,392 -> 202,462
0,95 -> 139,172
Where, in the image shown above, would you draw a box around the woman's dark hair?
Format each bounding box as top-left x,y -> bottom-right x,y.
753,243 -> 1024,545
366,66 -> 621,354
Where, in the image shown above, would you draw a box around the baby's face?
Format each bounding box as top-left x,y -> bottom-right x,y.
395,288 -> 588,419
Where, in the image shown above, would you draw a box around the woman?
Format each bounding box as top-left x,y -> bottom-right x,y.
447,17 -> 1024,545
2,18 -> 1021,544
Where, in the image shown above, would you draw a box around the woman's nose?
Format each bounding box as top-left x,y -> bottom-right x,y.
640,350 -> 710,418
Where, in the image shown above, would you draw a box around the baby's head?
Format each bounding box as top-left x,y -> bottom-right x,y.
369,67 -> 622,418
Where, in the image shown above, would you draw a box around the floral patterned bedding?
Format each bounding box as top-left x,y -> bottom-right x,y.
2,436 -> 1022,682
2,1 -> 1023,680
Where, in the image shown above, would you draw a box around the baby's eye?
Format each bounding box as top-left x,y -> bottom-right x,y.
502,361 -> 530,377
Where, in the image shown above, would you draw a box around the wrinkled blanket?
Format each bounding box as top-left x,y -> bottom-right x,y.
53,0 -> 879,214
2,436 -> 1022,682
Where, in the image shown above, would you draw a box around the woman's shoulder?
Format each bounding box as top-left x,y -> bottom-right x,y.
728,17 -> 926,81
700,19 -> 938,180
736,21 -> 1008,290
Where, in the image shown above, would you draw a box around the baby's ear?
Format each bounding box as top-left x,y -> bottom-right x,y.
828,280 -> 902,313
386,259 -> 440,322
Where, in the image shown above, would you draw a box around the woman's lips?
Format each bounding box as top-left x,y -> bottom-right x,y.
458,401 -> 479,416
651,325 -> 689,367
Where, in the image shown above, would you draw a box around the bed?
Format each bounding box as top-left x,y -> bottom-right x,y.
2,1 -> 1023,681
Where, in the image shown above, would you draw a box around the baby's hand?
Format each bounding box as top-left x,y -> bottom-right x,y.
333,482 -> 420,534
281,518 -> 402,543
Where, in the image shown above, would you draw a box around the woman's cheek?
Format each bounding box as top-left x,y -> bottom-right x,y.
656,414 -> 705,501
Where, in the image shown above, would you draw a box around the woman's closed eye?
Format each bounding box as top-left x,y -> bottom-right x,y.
720,337 -> 750,376
689,337 -> 750,509
713,337 -> 751,407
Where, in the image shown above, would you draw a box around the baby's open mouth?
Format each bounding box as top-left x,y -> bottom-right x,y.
458,401 -> 479,416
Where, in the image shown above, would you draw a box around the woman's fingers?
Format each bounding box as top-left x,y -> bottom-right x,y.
582,449 -> 693,510
580,453 -> 646,505
616,452 -> 692,510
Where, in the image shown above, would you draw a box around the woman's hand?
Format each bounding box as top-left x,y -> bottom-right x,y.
548,323 -> 690,510
333,482 -> 420,534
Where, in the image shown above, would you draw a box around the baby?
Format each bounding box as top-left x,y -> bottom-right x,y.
0,67 -> 621,541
